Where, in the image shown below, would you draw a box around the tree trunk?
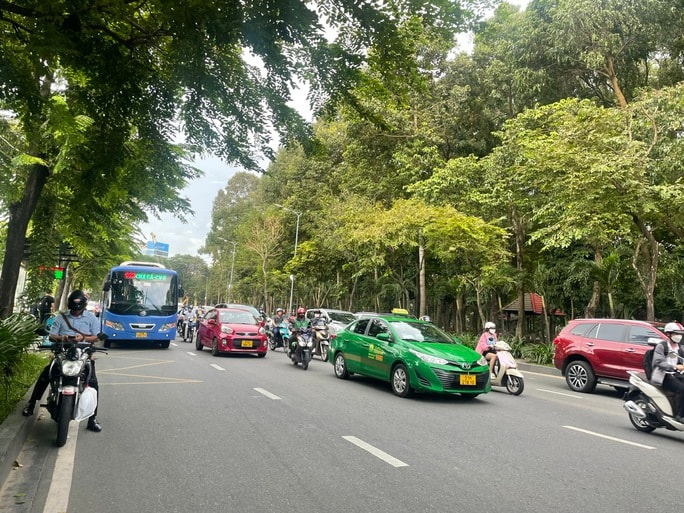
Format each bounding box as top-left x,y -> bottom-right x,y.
540,294 -> 550,344
455,293 -> 464,333
418,230 -> 426,318
0,163 -> 50,319
606,55 -> 628,109
631,217 -> 659,321
585,247 -> 603,318
511,208 -> 526,339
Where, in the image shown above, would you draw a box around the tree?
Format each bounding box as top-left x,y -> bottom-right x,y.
0,0 -> 470,318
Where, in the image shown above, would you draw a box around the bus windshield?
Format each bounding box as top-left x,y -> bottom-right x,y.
108,270 -> 178,316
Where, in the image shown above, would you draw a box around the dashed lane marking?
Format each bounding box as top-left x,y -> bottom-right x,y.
210,364 -> 225,371
343,436 -> 409,468
254,388 -> 281,400
563,425 -> 655,450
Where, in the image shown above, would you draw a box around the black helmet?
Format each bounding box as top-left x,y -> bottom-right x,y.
68,290 -> 88,311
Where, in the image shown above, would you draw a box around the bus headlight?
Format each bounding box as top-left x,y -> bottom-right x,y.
105,320 -> 124,331
159,322 -> 176,332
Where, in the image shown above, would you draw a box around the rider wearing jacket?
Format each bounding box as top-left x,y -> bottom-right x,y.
475,321 -> 498,376
652,321 -> 684,422
289,307 -> 310,346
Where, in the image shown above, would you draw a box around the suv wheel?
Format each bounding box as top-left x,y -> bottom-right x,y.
565,360 -> 597,393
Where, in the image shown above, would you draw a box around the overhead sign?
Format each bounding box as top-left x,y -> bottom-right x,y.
144,241 -> 169,258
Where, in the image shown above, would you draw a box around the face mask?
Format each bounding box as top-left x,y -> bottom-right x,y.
488,328 -> 496,334
672,334 -> 682,343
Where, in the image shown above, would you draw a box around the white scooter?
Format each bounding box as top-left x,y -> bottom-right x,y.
489,341 -> 525,395
623,370 -> 684,433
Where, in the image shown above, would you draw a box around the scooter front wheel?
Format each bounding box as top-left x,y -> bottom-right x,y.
504,374 -> 524,395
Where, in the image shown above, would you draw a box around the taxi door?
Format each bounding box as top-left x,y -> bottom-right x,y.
361,318 -> 392,379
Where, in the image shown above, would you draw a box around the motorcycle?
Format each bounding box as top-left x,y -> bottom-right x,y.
311,320 -> 330,362
267,320 -> 290,351
489,341 -> 525,395
623,369 -> 684,433
44,335 -> 108,447
184,313 -> 201,343
287,327 -> 313,370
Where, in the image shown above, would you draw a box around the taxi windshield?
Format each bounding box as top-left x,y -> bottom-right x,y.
390,321 -> 454,343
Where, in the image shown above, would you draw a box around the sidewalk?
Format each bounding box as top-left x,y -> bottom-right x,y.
0,391 -> 35,488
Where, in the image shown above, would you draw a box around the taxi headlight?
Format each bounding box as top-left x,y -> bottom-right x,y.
409,349 -> 448,365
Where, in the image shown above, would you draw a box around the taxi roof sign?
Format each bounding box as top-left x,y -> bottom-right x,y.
391,308 -> 410,317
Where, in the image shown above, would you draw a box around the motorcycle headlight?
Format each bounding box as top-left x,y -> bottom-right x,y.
221,326 -> 234,334
61,360 -> 83,377
409,349 -> 448,365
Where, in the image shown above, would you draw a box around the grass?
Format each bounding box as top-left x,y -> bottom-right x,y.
0,351 -> 48,424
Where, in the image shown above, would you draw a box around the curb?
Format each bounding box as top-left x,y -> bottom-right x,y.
517,362 -> 561,377
0,391 -> 35,487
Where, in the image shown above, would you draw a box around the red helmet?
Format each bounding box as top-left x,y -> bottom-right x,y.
296,307 -> 306,316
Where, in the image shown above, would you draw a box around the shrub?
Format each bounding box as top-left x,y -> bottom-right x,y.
0,314 -> 48,423
526,342 -> 555,366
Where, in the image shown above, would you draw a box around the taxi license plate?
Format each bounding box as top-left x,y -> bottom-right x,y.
135,332 -> 147,338
459,374 -> 476,386
241,340 -> 253,348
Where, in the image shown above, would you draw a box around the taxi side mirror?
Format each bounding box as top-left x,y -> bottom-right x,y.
376,332 -> 392,342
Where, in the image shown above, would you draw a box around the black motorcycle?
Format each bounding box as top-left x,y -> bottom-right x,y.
45,336 -> 108,447
287,327 -> 314,370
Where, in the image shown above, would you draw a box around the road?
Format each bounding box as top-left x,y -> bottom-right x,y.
2,337 -> 683,513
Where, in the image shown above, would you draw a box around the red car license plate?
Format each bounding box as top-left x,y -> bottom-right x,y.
241,340 -> 253,348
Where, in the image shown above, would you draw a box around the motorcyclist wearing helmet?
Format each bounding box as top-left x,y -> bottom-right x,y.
475,321 -> 499,376
271,307 -> 287,346
289,307 -> 310,347
22,290 -> 103,432
311,310 -> 327,329
652,321 -> 684,422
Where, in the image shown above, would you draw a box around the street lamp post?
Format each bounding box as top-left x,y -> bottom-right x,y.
275,204 -> 301,315
226,241 -> 237,302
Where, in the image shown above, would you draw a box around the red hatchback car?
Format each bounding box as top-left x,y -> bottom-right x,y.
553,318 -> 667,393
195,307 -> 268,357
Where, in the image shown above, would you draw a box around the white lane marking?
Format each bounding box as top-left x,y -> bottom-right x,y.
538,388 -> 583,399
210,364 -> 225,371
563,425 -> 655,450
343,436 -> 409,468
43,421 -> 79,513
254,387 -> 281,400
187,352 -> 197,356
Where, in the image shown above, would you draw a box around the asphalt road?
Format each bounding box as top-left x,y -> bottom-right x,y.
3,337 -> 684,513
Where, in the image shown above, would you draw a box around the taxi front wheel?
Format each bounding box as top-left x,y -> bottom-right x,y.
391,364 -> 412,398
334,353 -> 349,379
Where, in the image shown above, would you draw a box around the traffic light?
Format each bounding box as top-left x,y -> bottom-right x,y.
53,267 -> 64,279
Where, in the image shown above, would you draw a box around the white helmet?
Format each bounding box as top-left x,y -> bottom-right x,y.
484,321 -> 496,330
664,322 -> 684,333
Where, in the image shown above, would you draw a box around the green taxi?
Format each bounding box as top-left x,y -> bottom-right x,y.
330,313 -> 490,398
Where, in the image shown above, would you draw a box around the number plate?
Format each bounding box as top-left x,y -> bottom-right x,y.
241,340 -> 253,348
135,332 -> 147,338
459,374 -> 476,386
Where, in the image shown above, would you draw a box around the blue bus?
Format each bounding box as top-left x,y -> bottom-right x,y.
101,261 -> 181,348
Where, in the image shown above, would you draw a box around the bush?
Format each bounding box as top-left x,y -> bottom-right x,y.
0,313 -> 49,423
0,352 -> 48,423
453,332 -> 477,350
525,342 -> 555,366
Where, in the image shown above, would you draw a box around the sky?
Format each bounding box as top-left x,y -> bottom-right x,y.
141,0 -> 529,262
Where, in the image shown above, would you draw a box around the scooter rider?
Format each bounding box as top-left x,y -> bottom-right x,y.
289,307 -> 310,349
651,321 -> 684,422
475,321 -> 498,376
271,307 -> 287,345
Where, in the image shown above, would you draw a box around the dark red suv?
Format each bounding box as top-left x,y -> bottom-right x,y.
553,319 -> 667,393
